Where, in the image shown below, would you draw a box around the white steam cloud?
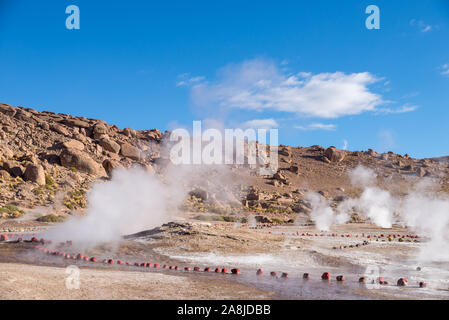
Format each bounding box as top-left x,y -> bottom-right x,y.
306,193 -> 348,231
44,167 -> 184,246
401,182 -> 449,261
307,165 -> 449,262
340,166 -> 398,228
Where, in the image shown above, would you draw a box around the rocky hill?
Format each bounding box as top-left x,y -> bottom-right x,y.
0,103 -> 162,219
1,102 -> 448,228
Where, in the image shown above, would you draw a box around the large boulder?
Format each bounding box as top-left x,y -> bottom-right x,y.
62,139 -> 85,151
2,160 -> 24,177
60,148 -> 105,176
0,169 -> 11,180
24,164 -> 45,185
99,137 -> 120,154
189,188 -> 208,201
14,109 -> 34,123
10,166 -> 23,177
417,167 -> 427,177
0,103 -> 17,117
61,118 -> 90,128
324,147 -> 345,163
102,159 -> 121,176
278,147 -> 291,157
92,123 -> 108,139
144,129 -> 162,141
50,123 -> 69,136
273,171 -> 288,184
119,143 -> 140,160
122,128 -> 136,138
289,165 -> 299,175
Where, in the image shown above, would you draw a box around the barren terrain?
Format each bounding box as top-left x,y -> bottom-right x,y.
1,103 -> 449,300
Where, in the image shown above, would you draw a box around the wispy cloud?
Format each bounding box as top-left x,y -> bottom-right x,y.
401,91 -> 420,99
440,63 -> 449,76
376,104 -> 418,115
176,73 -> 205,87
410,19 -> 436,33
295,123 -> 337,131
242,118 -> 279,129
188,59 -> 384,119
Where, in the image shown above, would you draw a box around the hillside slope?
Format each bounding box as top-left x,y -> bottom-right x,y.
1,102 -> 448,228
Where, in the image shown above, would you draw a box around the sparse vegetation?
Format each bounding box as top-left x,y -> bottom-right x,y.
0,204 -> 25,219
194,214 -> 245,223
240,217 -> 249,223
45,174 -> 55,187
32,174 -> 58,205
36,214 -> 66,223
270,218 -> 284,225
64,188 -> 87,210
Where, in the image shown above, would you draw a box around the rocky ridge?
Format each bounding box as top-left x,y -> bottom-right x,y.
1,102 -> 448,226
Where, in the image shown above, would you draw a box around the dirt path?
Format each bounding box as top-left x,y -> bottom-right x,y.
0,262 -> 273,300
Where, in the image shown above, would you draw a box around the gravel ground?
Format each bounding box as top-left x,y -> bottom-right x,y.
0,262 -> 273,300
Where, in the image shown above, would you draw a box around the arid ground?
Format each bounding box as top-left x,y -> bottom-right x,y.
1,218 -> 448,300
1,103 -> 449,300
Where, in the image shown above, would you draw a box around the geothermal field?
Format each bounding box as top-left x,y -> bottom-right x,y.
1,103 -> 449,300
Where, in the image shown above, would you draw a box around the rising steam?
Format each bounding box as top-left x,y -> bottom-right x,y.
44,167 -> 183,246
307,165 -> 449,261
306,193 -> 348,231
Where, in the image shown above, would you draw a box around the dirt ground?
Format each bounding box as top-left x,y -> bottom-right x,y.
1,220 -> 449,300
0,262 -> 273,300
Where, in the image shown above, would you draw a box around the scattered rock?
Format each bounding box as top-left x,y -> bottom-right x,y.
119,143 -> 141,160
273,171 -> 288,184
1,144 -> 14,159
50,123 -> 69,136
189,188 -> 208,201
289,165 -> 299,175
102,159 -> 121,176
417,167 -> 427,177
92,123 -> 108,139
122,128 -> 136,138
2,160 -> 23,177
23,164 -> 45,185
324,146 -> 345,163
62,139 -> 85,151
0,169 -> 11,180
278,147 -> 291,157
99,137 -> 120,154
61,119 -> 90,128
247,190 -> 260,201
60,148 -> 105,176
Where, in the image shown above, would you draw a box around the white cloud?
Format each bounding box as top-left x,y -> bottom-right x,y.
189,59 -> 384,119
422,25 -> 432,33
295,123 -> 337,131
410,19 -> 435,33
242,118 -> 279,129
441,63 -> 449,76
376,104 -> 418,114
176,74 -> 205,87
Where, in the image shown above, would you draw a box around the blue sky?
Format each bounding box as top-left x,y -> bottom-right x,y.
0,0 -> 448,158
